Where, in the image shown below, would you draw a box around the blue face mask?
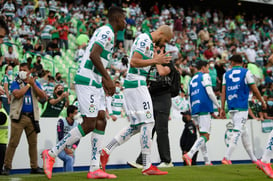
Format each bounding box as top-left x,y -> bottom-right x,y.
268,101 -> 273,106
7,70 -> 13,75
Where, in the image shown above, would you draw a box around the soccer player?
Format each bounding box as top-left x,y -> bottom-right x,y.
100,25 -> 173,175
183,60 -> 220,166
220,54 -> 266,164
42,7 -> 126,179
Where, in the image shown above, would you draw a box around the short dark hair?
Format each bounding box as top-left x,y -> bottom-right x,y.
107,6 -> 125,23
67,105 -> 78,116
0,17 -> 9,35
196,60 -> 208,70
20,62 -> 29,69
229,54 -> 242,63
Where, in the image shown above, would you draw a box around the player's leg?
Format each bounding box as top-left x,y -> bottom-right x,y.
241,126 -> 257,163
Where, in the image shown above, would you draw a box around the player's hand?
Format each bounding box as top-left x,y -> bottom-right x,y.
262,102 -> 267,111
153,50 -> 173,64
102,77 -> 115,96
110,115 -> 117,121
220,108 -> 226,119
64,148 -> 74,156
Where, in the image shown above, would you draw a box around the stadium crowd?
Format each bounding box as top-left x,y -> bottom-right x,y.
0,0 -> 273,176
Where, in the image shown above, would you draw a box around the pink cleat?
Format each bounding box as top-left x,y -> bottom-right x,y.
182,153 -> 192,166
100,148 -> 109,172
221,157 -> 232,165
256,160 -> 273,178
42,150 -> 55,179
142,165 -> 168,175
87,169 -> 117,179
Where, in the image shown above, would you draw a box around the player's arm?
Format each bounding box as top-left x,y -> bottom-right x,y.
246,70 -> 267,110
130,50 -> 172,68
156,64 -> 171,76
203,74 -> 220,108
90,44 -> 111,81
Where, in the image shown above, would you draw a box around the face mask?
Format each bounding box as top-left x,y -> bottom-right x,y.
116,87 -> 120,93
49,82 -> 54,86
57,90 -> 64,96
8,70 -> 13,75
115,72 -> 119,77
73,113 -> 81,120
210,63 -> 214,68
18,71 -> 28,80
268,101 -> 273,106
56,76 -> 62,81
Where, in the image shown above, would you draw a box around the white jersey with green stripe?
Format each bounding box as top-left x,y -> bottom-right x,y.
126,33 -> 154,82
74,24 -> 115,86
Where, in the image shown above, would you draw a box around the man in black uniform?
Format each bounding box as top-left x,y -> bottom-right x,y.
180,111 -> 198,166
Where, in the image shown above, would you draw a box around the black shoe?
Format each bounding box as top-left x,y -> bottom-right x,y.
30,167 -> 44,174
2,167 -> 10,176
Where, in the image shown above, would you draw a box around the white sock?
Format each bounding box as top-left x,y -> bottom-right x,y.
224,131 -> 241,160
141,123 -> 154,170
188,137 -> 206,158
50,126 -> 83,157
262,130 -> 273,163
200,143 -> 210,164
241,128 -> 257,162
105,126 -> 140,154
89,130 -> 104,172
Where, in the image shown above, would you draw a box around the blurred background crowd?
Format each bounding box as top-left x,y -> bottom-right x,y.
0,0 -> 272,120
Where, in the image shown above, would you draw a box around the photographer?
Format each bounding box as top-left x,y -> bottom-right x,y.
41,84 -> 69,117
2,63 -> 46,175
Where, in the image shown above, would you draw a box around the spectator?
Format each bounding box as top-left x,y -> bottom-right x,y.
40,19 -> 54,50
2,63 -> 45,175
33,39 -> 44,55
3,0 -> 15,18
43,75 -> 55,97
4,46 -> 19,67
173,15 -> 183,37
38,0 -> 48,19
180,111 -> 198,166
208,58 -> 218,89
23,38 -> 34,55
248,94 -> 264,121
0,97 -> 8,175
1,65 -> 13,114
124,24 -> 134,54
263,95 -> 273,120
57,105 -> 80,172
46,38 -> 61,57
47,11 -> 57,25
33,55 -> 43,77
41,84 -> 69,117
58,21 -> 69,50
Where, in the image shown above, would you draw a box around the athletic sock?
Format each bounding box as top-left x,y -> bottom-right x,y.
50,125 -> 84,157
200,143 -> 211,164
262,130 -> 273,163
241,128 -> 257,162
141,123 -> 154,170
188,136 -> 206,158
89,129 -> 104,172
224,130 -> 241,160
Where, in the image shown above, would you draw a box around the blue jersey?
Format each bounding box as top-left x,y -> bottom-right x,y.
189,72 -> 213,115
10,80 -> 43,113
223,66 -> 254,111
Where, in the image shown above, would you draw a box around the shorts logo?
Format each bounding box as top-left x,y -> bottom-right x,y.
224,122 -> 234,147
146,111 -> 152,119
89,104 -> 96,113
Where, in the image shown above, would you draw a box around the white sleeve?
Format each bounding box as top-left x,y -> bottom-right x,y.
246,70 -> 255,85
222,73 -> 226,85
202,73 -> 212,87
206,86 -> 220,108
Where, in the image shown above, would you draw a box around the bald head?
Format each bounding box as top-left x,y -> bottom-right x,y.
157,25 -> 173,40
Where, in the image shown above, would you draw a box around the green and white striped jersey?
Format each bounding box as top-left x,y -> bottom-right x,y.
126,33 -> 154,82
111,93 -> 124,116
74,24 -> 115,87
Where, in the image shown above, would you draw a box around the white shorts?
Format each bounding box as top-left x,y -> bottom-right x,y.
229,110 -> 248,131
123,86 -> 154,126
192,114 -> 211,134
75,84 -> 105,118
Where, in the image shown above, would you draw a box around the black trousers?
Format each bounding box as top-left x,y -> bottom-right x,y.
0,144 -> 6,173
136,92 -> 172,164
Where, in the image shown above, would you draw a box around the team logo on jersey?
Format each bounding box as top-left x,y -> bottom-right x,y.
140,42 -> 146,47
224,122 -> 234,147
89,104 -> 96,113
101,34 -> 107,39
146,111 -> 152,119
